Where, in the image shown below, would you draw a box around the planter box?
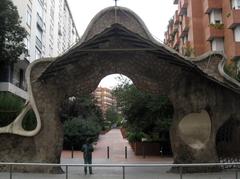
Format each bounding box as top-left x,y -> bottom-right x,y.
120,128 -> 127,138
130,142 -> 162,156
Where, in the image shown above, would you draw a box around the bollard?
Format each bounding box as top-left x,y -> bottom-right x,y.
9,164 -> 12,179
125,146 -> 127,159
236,171 -> 238,179
66,165 -> 68,179
122,166 -> 125,179
107,146 -> 110,159
71,146 -> 74,158
179,166 -> 183,179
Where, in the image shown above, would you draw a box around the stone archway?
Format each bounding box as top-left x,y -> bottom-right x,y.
0,6 -> 240,173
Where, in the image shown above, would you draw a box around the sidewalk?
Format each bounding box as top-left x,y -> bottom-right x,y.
0,129 -> 236,179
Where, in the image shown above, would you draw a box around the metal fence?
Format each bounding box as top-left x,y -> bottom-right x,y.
1,162 -> 240,179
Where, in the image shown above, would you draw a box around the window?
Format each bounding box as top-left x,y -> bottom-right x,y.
24,34 -> 30,55
234,26 -> 240,42
36,28 -> 43,41
35,48 -> 41,59
50,7 -> 54,19
37,0 -> 44,19
26,6 -> 32,27
36,28 -> 43,50
209,9 -> 222,24
232,0 -> 240,9
211,38 -> 224,52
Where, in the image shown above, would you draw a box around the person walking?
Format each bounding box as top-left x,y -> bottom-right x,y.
81,139 -> 94,175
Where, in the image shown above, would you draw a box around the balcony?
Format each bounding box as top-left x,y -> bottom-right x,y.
226,10 -> 240,28
182,16 -> 190,31
203,0 -> 222,14
180,16 -> 190,37
174,10 -> 179,24
173,0 -> 178,4
205,25 -> 224,41
173,32 -> 180,48
180,0 -> 188,9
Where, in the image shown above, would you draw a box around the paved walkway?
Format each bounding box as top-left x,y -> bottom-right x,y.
61,128 -> 172,163
0,129 -> 237,179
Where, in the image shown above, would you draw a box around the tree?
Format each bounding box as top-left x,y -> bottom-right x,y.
113,81 -> 173,142
60,95 -> 103,123
105,107 -> 123,128
0,0 -> 27,65
60,95 -> 104,149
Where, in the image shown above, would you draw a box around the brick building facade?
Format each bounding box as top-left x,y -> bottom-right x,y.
93,87 -> 117,114
165,0 -> 240,62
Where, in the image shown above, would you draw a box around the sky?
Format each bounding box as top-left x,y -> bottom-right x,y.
67,0 -> 177,88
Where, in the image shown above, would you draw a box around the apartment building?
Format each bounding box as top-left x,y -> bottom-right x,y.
93,87 -> 117,115
12,0 -> 79,62
0,0 -> 79,99
164,0 -> 240,61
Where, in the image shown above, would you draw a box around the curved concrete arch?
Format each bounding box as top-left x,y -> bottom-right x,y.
0,6 -> 240,173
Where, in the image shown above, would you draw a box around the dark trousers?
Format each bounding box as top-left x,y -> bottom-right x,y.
84,156 -> 92,174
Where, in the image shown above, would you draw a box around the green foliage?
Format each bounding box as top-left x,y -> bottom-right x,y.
0,0 -> 27,64
63,116 -> 102,150
61,95 -> 104,150
0,92 -> 24,127
224,59 -> 240,82
127,131 -> 145,143
22,109 -> 37,131
60,95 -> 103,123
0,92 -> 37,130
183,43 -> 195,57
113,81 -> 174,143
105,107 -> 123,128
209,23 -> 224,30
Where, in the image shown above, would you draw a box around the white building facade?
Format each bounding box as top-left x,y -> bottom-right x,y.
0,0 -> 80,100
12,0 -> 80,62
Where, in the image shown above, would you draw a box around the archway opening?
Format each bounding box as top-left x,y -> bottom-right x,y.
216,118 -> 240,167
59,73 -> 174,158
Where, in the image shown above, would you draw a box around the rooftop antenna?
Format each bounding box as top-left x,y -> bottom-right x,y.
114,0 -> 118,7
114,0 -> 119,23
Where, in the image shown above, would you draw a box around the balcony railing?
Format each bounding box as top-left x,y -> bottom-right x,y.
182,16 -> 190,32
179,16 -> 190,37
203,0 -> 222,14
226,10 -> 240,28
173,32 -> 180,48
205,25 -> 224,40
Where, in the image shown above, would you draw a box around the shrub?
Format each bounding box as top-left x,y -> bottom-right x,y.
0,92 -> 24,127
127,131 -> 145,143
63,116 -> 102,150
